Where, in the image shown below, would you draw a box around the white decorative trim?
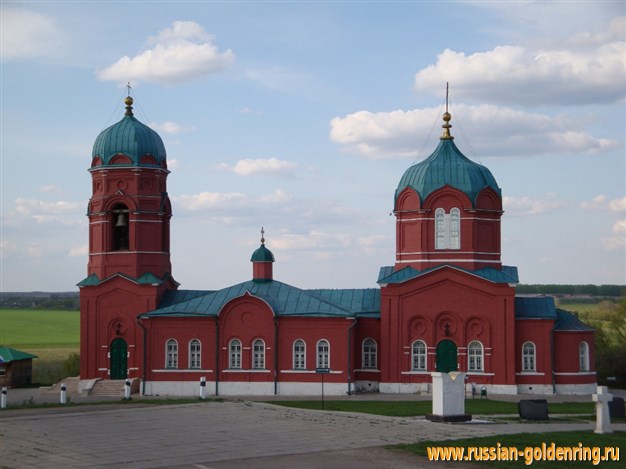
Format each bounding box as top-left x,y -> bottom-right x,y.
153,369 -> 214,373
396,251 -> 501,256
396,258 -> 499,264
400,371 -> 430,375
97,368 -> 108,371
354,369 -> 380,373
223,369 -> 271,373
554,371 -> 597,376
516,372 -> 545,376
90,251 -> 169,256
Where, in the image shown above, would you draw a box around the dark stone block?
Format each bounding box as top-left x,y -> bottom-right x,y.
518,399 -> 549,420
425,413 -> 472,423
609,397 -> 625,418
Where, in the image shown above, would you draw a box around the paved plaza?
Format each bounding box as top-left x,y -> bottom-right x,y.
2,392 -> 624,469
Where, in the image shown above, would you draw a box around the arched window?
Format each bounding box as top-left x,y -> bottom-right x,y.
166,339 -> 178,369
362,338 -> 377,369
229,339 -> 241,369
316,339 -> 330,369
450,208 -> 460,249
412,340 -> 427,371
253,339 -> 265,369
293,339 -> 306,370
435,208 -> 446,250
522,342 -> 535,372
435,207 -> 461,250
468,341 -> 483,372
189,339 -> 201,369
579,341 -> 590,371
112,203 -> 129,251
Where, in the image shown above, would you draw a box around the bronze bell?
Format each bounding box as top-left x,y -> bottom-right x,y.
115,213 -> 127,227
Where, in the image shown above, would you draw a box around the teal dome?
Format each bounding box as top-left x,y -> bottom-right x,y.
92,97 -> 166,167
251,244 -> 275,262
395,139 -> 500,205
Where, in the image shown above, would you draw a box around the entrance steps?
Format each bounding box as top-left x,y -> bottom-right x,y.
89,379 -> 127,397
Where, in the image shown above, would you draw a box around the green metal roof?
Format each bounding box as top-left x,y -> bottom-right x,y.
142,281 -> 381,319
514,297 -> 557,319
77,272 -> 178,288
251,245 -> 275,262
92,114 -> 166,167
0,347 -> 38,364
395,139 -> 501,206
377,264 -> 519,285
554,309 -> 594,331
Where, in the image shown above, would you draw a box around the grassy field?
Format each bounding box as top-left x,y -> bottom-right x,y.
269,400 -> 596,416
0,308 -> 79,384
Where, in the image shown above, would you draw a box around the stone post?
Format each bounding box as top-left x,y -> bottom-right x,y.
60,383 -> 67,404
124,379 -> 131,400
1,387 -> 7,409
592,385 -> 613,434
200,377 -> 206,400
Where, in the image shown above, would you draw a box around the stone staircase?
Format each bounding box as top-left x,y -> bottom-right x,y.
88,379 -> 127,397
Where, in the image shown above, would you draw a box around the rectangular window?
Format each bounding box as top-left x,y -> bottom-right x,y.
229,340 -> 241,369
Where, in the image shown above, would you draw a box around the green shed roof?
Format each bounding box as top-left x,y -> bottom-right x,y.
143,281 -> 380,319
377,264 -> 519,285
0,347 -> 38,364
395,139 -> 501,206
514,297 -> 557,320
554,309 -> 594,331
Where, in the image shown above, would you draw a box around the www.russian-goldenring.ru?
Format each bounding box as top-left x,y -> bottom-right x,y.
427,442 -> 620,465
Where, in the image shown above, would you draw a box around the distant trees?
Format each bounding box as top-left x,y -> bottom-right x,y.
0,293 -> 79,310
590,296 -> 626,389
516,284 -> 625,296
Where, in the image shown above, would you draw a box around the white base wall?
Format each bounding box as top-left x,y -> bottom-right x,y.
555,383 -> 598,395
516,384 -> 554,394
354,380 -> 380,393
379,382 -> 431,394
144,380 -> 350,397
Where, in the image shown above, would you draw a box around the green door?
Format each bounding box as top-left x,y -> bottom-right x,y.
436,340 -> 458,373
110,338 -> 127,379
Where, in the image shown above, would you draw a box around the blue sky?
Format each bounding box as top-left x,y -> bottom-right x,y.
1,1 -> 625,292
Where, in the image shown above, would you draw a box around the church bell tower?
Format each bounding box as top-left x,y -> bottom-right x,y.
78,95 -> 177,381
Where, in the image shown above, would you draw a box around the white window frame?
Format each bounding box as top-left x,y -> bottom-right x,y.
166,339 -> 178,369
434,207 -> 461,250
579,341 -> 590,371
229,339 -> 242,369
189,339 -> 201,369
412,340 -> 427,371
316,339 -> 330,369
468,340 -> 484,372
253,339 -> 265,370
293,339 -> 306,370
362,338 -> 377,369
522,341 -> 536,372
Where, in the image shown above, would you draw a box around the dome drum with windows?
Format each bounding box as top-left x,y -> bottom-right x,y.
393,110 -> 504,271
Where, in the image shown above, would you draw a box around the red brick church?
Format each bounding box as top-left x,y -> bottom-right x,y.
78,96 -> 596,395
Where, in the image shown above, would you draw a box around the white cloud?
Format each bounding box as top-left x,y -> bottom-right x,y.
15,198 -> 81,216
414,18 -> 626,106
330,104 -> 619,159
271,231 -> 353,251
609,196 -> 626,212
69,245 -> 88,257
601,236 -> 626,251
1,9 -> 67,62
503,194 -> 563,216
0,240 -> 18,258
97,21 -> 234,85
175,191 -> 247,211
238,108 -> 263,115
580,195 -> 626,212
612,219 -> 626,234
39,184 -> 63,194
218,158 -> 298,177
150,121 -> 195,134
168,159 -> 180,170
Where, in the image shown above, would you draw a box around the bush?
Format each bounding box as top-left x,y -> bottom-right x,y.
63,352 -> 80,377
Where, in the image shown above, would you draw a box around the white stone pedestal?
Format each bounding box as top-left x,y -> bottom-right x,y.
426,372 -> 471,422
592,385 -> 613,434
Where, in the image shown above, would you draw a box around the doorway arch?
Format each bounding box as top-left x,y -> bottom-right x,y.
436,339 -> 458,372
110,338 -> 128,379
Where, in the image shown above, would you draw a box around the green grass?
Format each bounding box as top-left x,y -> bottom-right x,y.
396,431 -> 625,468
267,400 -> 595,416
0,308 -> 79,384
0,308 -> 79,347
